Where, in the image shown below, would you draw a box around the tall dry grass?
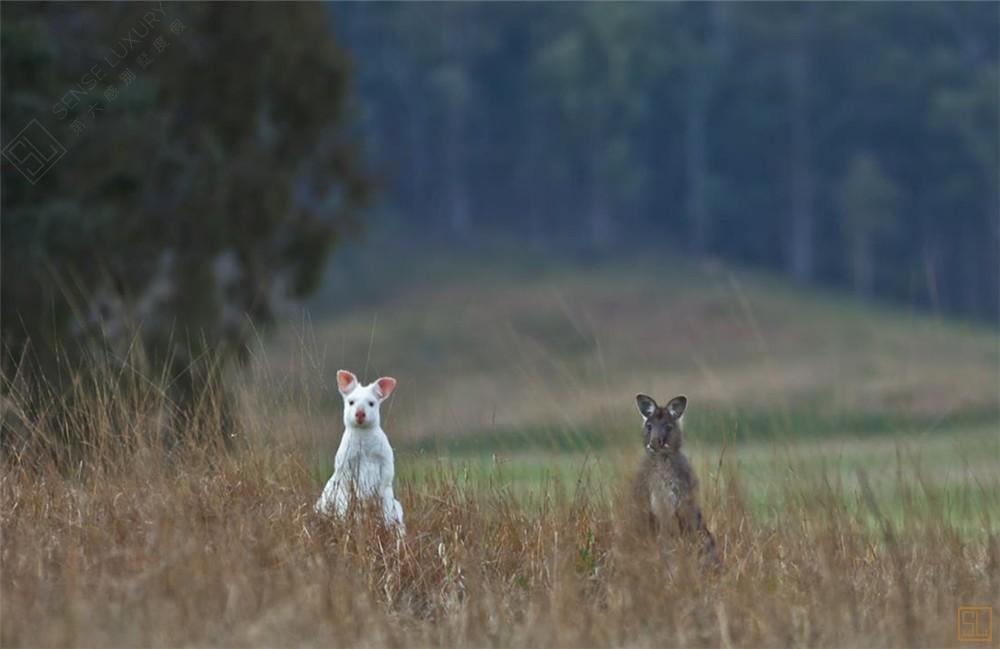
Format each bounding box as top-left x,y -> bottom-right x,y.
2,356 -> 997,648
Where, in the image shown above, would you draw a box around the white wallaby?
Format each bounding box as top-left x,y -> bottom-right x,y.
315,369 -> 405,533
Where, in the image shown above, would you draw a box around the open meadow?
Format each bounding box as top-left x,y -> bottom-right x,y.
4,4 -> 998,647
2,247 -> 998,647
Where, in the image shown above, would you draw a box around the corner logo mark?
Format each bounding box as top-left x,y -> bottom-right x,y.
958,606 -> 992,643
2,119 -> 67,185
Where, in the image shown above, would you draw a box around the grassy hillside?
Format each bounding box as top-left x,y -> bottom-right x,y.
259,240 -> 997,466
238,241 -> 998,533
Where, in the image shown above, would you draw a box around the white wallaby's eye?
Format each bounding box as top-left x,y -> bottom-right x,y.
368,401 -> 374,407
348,400 -> 355,406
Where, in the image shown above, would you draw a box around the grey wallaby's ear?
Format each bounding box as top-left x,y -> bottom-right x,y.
635,394 -> 657,419
666,395 -> 687,419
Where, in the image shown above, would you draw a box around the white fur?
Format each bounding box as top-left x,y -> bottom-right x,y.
315,371 -> 405,534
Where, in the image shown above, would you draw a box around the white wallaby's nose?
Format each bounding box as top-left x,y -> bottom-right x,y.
355,408 -> 366,425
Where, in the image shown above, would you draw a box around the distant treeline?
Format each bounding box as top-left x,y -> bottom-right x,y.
334,3 -> 999,322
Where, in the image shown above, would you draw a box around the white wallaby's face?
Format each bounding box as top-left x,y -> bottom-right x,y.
337,370 -> 397,430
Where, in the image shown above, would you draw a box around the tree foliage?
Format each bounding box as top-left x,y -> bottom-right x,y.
2,4 -> 369,387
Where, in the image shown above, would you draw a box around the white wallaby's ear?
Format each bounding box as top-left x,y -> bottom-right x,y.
374,377 -> 397,400
337,370 -> 358,395
666,395 -> 687,419
636,394 -> 657,420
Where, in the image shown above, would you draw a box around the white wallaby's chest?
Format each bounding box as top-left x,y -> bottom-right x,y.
334,427 -> 394,494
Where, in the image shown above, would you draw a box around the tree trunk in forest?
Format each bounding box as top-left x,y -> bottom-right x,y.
786,6 -> 816,282
684,3 -> 730,257
586,125 -> 612,249
442,9 -> 472,239
686,91 -> 710,256
990,199 -> 1000,321
850,234 -> 874,298
407,101 -> 427,218
588,168 -> 611,249
520,117 -> 545,250
445,91 -> 470,238
959,224 -> 982,317
922,239 -> 942,313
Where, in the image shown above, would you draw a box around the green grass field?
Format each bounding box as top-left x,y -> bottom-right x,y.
255,242 -> 999,528
393,424 -> 998,533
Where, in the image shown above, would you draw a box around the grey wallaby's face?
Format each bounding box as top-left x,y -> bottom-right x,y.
635,394 -> 687,455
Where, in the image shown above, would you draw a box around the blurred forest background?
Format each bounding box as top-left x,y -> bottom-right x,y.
338,2 -> 998,321
1,2 -> 998,425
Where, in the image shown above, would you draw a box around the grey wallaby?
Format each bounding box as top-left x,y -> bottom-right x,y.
633,394 -> 719,566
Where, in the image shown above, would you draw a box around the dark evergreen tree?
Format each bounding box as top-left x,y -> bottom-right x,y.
2,3 -> 370,414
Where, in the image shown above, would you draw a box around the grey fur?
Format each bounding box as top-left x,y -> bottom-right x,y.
633,394 -> 719,566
